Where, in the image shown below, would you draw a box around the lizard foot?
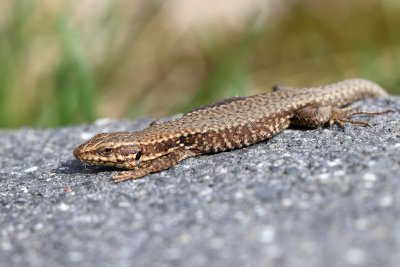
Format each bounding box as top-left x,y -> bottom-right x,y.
112,170 -> 145,183
329,107 -> 391,128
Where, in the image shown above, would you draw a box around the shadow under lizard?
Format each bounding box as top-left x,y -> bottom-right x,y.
73,79 -> 389,182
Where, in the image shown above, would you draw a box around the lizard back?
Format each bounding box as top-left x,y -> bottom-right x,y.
136,79 -> 387,152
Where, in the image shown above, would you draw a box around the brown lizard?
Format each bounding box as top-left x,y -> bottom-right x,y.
73,79 -> 389,182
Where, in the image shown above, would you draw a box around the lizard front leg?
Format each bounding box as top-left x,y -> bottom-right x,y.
112,148 -> 195,183
290,104 -> 390,128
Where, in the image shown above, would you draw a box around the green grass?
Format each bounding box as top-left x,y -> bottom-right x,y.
0,1 -> 400,128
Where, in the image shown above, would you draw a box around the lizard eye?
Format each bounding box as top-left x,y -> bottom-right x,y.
100,147 -> 113,156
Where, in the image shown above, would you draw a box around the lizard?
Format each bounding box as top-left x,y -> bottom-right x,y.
73,78 -> 389,182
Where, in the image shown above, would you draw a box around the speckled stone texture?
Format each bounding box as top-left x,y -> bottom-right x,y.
1,97 -> 399,267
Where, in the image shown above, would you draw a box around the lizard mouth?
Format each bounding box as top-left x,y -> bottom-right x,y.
73,145 -> 134,169
74,150 -> 112,165
73,145 -> 105,164
74,154 -> 128,169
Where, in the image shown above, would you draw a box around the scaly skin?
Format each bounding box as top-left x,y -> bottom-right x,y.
73,79 -> 389,182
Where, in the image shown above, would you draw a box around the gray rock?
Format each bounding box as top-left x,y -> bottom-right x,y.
1,97 -> 399,267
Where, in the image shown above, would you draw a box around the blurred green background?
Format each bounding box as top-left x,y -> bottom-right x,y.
1,0 -> 399,128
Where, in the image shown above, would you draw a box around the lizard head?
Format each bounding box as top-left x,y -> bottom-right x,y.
73,132 -> 142,169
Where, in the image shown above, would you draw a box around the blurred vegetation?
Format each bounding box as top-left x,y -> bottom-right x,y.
1,0 -> 400,128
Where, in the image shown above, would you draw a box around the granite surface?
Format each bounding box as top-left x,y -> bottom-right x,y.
1,97 -> 399,267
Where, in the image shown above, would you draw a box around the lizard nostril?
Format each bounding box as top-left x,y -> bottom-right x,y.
73,146 -> 83,159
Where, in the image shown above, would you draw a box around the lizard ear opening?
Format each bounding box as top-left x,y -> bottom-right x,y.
135,151 -> 141,161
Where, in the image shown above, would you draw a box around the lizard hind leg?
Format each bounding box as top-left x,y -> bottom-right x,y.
290,105 -> 391,129
290,105 -> 333,128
